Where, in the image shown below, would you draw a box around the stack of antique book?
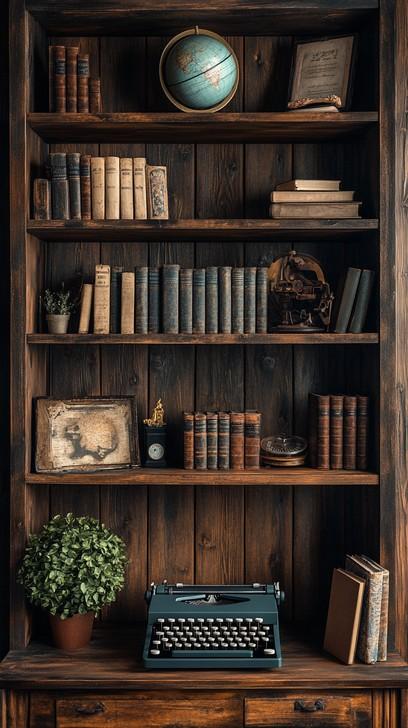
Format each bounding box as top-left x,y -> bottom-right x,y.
49,44 -> 101,113
269,179 -> 361,218
308,393 -> 369,471
183,411 -> 261,470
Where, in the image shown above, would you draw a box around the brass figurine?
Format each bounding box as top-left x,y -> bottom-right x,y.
144,399 -> 166,427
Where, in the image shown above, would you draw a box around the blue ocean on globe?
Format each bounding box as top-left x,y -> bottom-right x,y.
164,34 -> 238,110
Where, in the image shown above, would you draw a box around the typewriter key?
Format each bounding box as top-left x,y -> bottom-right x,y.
168,618 -> 175,624
152,640 -> 161,646
255,617 -> 264,623
178,618 -> 185,623
157,618 -> 165,624
230,642 -> 238,648
245,618 -> 253,624
150,649 -> 160,655
226,618 -> 233,624
264,648 -> 276,655
248,642 -> 257,649
216,618 -> 224,624
221,641 -> 229,648
198,618 -> 204,624
207,618 -> 214,623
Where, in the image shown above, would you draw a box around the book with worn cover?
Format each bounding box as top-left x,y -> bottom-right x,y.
91,157 -> 105,220
256,267 -> 268,333
89,78 -> 101,113
121,271 -> 135,335
244,411 -> 261,469
93,264 -> 110,335
359,555 -> 389,662
49,152 -> 69,220
180,268 -> 193,334
324,568 -> 365,665
193,268 -> 206,334
66,46 -> 79,112
230,412 -> 245,470
110,266 -> 123,335
218,412 -> 230,470
244,267 -> 257,334
194,412 -> 207,470
33,179 -> 51,220
146,165 -> 169,220
78,283 -> 93,334
269,202 -> 361,218
232,267 -> 244,334
77,53 -> 90,113
183,412 -> 194,470
135,266 -> 148,334
348,269 -> 375,333
343,395 -> 357,470
317,394 -> 330,470
80,154 -> 91,220
206,267 -> 219,334
357,395 -> 369,471
67,152 -> 81,220
133,157 -> 148,219
334,267 -> 362,333
206,412 -> 218,470
105,156 -> 120,220
148,267 -> 160,333
276,179 -> 341,191
163,264 -> 180,333
52,45 -> 66,113
346,554 -> 384,664
219,266 -> 232,334
330,394 -> 344,469
271,190 -> 354,202
120,158 -> 134,219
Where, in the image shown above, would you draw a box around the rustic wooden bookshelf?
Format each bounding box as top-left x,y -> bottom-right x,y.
3,0 -> 408,726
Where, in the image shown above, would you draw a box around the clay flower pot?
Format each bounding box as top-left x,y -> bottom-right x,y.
46,313 -> 70,334
49,612 -> 95,650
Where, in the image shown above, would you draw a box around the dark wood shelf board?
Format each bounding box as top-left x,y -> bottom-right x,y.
27,218 -> 379,242
1,626 -> 406,690
26,467 -> 379,486
27,332 -> 379,345
28,112 -> 378,143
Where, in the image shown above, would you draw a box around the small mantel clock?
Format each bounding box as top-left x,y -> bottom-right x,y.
143,399 -> 167,468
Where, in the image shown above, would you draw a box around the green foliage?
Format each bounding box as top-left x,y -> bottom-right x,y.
43,285 -> 76,315
18,514 -> 128,619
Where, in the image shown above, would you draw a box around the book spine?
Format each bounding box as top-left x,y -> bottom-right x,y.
219,267 -> 232,334
349,270 -> 375,334
206,412 -> 218,470
121,272 -> 135,334
334,267 -> 362,333
244,267 -> 257,334
120,158 -> 134,220
256,267 -> 268,333
148,267 -> 160,333
49,153 -> 69,220
183,412 -> 194,470
135,266 -> 148,334
66,152 -> 81,220
91,157 -> 105,220
180,268 -> 193,334
110,266 -> 123,335
308,393 -> 318,467
377,570 -> 389,661
244,411 -> 261,469
357,395 -> 369,471
53,45 -> 66,113
206,266 -> 219,333
218,412 -> 230,470
317,394 -> 330,470
66,46 -> 79,112
33,179 -> 51,220
230,412 -> 245,470
193,268 -> 206,334
163,264 -> 180,333
194,412 -> 207,470
105,156 -> 120,220
346,557 -> 383,664
133,157 -> 147,220
93,264 -> 111,334
77,54 -> 90,113
78,283 -> 93,334
146,165 -> 169,219
330,395 -> 344,469
48,46 -> 54,112
80,154 -> 92,220
232,267 -> 244,334
89,78 -> 101,113
343,395 -> 357,469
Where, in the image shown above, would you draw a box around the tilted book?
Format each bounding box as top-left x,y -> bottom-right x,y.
93,264 -> 110,335
324,568 -> 365,665
78,283 -> 93,334
348,269 -> 375,333
346,554 -> 384,664
359,555 -> 389,662
334,267 -> 362,333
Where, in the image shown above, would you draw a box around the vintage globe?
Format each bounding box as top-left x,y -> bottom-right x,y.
160,29 -> 239,112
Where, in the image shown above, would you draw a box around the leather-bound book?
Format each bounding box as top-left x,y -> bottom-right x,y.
146,165 -> 169,219
78,283 -> 93,334
245,411 -> 261,469
49,153 -> 69,220
244,267 -> 257,334
180,268 -> 193,334
194,412 -> 207,470
206,266 -> 218,333
256,267 -> 268,333
232,267 -> 244,334
105,156 -> 120,220
230,412 -> 245,470
53,45 -> 66,113
334,268 -> 361,333
219,266 -> 232,334
206,412 -> 218,470
183,412 -> 194,470
91,157 -> 105,219
80,154 -> 92,220
308,393 -> 318,467
218,412 -> 230,470
135,266 -> 148,334
148,267 -> 160,333
121,271 -> 135,334
323,568 -> 365,665
344,395 -> 357,469
77,53 -> 90,113
162,264 -> 180,333
330,395 -> 344,469
93,264 -> 110,334
133,157 -> 147,219
110,265 -> 123,334
33,179 -> 51,220
67,152 -> 81,220
357,395 -> 369,471
317,394 -> 330,470
349,270 -> 375,333
89,78 -> 101,113
346,554 -> 384,664
270,201 -> 361,219
193,268 -> 206,334
66,46 -> 79,112
120,158 -> 134,219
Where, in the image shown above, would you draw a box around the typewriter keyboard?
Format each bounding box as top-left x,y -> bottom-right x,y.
148,616 -> 276,658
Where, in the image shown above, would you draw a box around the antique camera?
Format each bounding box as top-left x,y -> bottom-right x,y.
268,250 -> 333,332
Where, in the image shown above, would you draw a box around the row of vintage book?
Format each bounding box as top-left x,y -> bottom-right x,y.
78,264 -> 270,336
183,411 -> 261,470
49,44 -> 101,113
324,555 -> 389,665
333,267 -> 375,334
33,154 -> 169,221
269,179 -> 362,219
308,393 -> 369,471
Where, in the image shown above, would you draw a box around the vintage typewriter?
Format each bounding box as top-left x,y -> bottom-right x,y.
143,582 -> 283,668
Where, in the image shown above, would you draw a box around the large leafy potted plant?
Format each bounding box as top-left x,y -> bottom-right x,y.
18,514 -> 127,650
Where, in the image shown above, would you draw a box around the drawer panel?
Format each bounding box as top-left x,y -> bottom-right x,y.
245,693 -> 371,727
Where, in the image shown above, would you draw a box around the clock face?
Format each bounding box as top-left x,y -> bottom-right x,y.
148,442 -> 164,461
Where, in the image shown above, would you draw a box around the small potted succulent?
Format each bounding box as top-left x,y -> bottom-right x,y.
18,514 -> 127,650
43,285 -> 76,334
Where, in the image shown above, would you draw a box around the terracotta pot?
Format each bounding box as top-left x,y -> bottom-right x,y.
46,313 -> 70,334
49,612 -> 94,650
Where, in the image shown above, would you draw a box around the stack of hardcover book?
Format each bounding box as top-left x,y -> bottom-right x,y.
269,179 -> 361,219
183,411 -> 262,470
308,393 -> 369,471
49,44 -> 101,113
333,267 -> 375,333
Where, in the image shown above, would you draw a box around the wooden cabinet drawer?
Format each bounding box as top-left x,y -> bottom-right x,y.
245,693 -> 371,727
56,694 -> 241,728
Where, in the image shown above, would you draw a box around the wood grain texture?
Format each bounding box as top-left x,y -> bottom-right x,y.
244,693 -> 371,727
27,333 -> 380,345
